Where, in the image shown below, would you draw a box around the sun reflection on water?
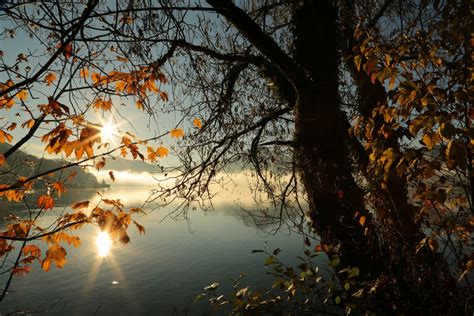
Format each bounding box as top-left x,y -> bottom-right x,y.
96,231 -> 112,257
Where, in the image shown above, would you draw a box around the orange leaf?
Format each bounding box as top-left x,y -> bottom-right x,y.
23,244 -> 41,258
13,266 -> 32,276
359,216 -> 366,227
37,195 -> 54,210
0,154 -> 4,166
0,130 -> 13,143
91,72 -> 101,84
16,90 -> 28,101
21,119 -> 35,129
79,68 -> 89,78
156,146 -> 169,157
52,181 -> 67,197
109,171 -> 115,182
193,118 -> 203,129
44,72 -> 57,86
136,99 -> 144,110
93,98 -> 112,111
72,201 -> 89,210
170,128 -> 184,139
42,245 -> 67,271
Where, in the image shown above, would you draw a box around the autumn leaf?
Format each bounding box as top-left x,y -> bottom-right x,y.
170,128 -> 184,138
7,122 -> 17,131
359,216 -> 366,227
13,266 -> 32,276
16,89 -> 28,101
93,98 -> 113,111
37,195 -> 54,210
122,136 -> 132,146
116,55 -> 128,62
422,132 -> 440,150
156,146 -> 169,157
0,154 -> 4,165
42,245 -> 67,272
72,201 -> 89,210
44,72 -> 57,86
91,72 -> 101,84
133,220 -> 145,235
52,181 -> 67,197
159,91 -> 168,102
438,122 -> 455,141
64,43 -> 73,59
109,171 -> 115,182
0,130 -> 13,143
23,244 -> 41,258
354,55 -> 362,72
79,67 -> 89,78
193,118 -> 203,129
136,99 -> 144,110
21,119 -> 35,129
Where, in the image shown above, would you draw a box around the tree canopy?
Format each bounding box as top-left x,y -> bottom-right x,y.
0,0 -> 472,313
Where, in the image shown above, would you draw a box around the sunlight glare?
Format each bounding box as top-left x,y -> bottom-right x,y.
101,119 -> 116,142
97,232 -> 112,257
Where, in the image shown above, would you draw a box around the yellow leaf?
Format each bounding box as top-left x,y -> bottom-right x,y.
93,98 -> 112,111
44,73 -> 57,86
170,128 -> 185,139
16,90 -> 28,101
0,130 -> 13,143
156,146 -> 169,157
354,55 -> 362,72
422,132 -> 440,150
79,68 -> 89,78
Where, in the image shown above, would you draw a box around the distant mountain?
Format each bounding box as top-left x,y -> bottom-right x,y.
0,143 -> 107,189
102,157 -> 159,173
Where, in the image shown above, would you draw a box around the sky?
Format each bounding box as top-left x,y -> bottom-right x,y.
0,8 -> 188,168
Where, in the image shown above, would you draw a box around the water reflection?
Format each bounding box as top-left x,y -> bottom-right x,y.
96,231 -> 112,257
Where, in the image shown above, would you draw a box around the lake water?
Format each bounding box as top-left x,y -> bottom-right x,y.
0,188 -> 317,315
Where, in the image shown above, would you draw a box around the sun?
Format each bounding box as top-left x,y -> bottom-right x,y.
101,118 -> 116,143
96,231 -> 112,257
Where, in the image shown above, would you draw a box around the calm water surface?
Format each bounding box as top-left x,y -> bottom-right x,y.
0,188 -> 315,315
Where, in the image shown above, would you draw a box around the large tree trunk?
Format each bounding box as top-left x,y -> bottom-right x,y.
292,0 -> 383,277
